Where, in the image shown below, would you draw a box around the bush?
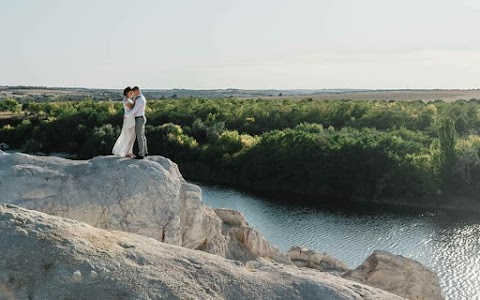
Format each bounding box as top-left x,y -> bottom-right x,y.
0,98 -> 22,113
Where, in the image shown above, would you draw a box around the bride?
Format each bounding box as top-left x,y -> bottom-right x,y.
112,87 -> 136,157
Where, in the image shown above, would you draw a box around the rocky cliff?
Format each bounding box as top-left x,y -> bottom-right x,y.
0,152 -> 444,299
0,152 -> 288,264
0,204 -> 406,300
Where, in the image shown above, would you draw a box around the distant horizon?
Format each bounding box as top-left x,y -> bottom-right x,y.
2,85 -> 480,92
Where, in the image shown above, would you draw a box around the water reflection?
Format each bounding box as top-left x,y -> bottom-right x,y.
196,182 -> 480,300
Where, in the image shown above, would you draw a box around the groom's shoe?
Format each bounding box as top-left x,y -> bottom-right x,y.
134,155 -> 144,160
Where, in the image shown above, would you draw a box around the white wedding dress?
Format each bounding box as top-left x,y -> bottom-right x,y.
112,97 -> 136,157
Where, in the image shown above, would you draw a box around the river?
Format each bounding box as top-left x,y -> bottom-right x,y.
196,182 -> 480,300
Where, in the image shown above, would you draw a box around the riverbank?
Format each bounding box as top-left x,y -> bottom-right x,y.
3,149 -> 479,214
2,98 -> 480,210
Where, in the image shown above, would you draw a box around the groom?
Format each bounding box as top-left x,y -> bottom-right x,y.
126,86 -> 148,159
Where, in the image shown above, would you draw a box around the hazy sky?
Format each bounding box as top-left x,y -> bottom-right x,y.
2,0 -> 480,89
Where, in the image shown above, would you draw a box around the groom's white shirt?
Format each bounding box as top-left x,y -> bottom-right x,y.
126,93 -> 146,117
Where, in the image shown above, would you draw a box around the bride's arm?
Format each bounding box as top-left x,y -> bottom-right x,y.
124,98 -> 134,110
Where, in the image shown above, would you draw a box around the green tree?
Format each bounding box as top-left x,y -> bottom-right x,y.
0,98 -> 22,113
438,118 -> 456,174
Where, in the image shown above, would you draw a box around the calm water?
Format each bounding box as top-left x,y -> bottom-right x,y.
197,182 -> 480,300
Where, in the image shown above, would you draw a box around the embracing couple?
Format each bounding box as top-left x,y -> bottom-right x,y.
112,86 -> 148,159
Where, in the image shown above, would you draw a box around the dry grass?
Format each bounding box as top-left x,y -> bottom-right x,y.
3,87 -> 480,102
257,89 -> 480,102
1,88 -> 89,96
0,112 -> 23,120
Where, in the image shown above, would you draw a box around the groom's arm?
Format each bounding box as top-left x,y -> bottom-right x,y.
125,98 -> 143,117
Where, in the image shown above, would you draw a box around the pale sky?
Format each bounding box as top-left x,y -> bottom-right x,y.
2,0 -> 480,89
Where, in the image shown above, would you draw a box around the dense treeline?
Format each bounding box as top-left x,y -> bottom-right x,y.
2,97 -> 480,208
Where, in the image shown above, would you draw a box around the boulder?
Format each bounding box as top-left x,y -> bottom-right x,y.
343,250 -> 444,300
214,208 -> 248,227
0,204 -> 407,300
0,153 -> 286,264
214,208 -> 291,264
288,246 -> 351,275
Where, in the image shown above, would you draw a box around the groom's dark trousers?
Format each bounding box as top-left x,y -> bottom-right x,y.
135,116 -> 148,157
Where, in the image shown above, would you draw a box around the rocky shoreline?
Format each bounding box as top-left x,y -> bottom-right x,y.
0,151 -> 444,299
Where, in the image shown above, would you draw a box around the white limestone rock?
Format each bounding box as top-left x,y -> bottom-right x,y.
0,153 -> 286,264
288,246 -> 351,275
0,204 -> 407,300
214,208 -> 249,227
214,208 -> 291,264
343,250 -> 444,300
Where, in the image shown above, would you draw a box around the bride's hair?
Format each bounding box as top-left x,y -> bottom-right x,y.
123,87 -> 132,96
